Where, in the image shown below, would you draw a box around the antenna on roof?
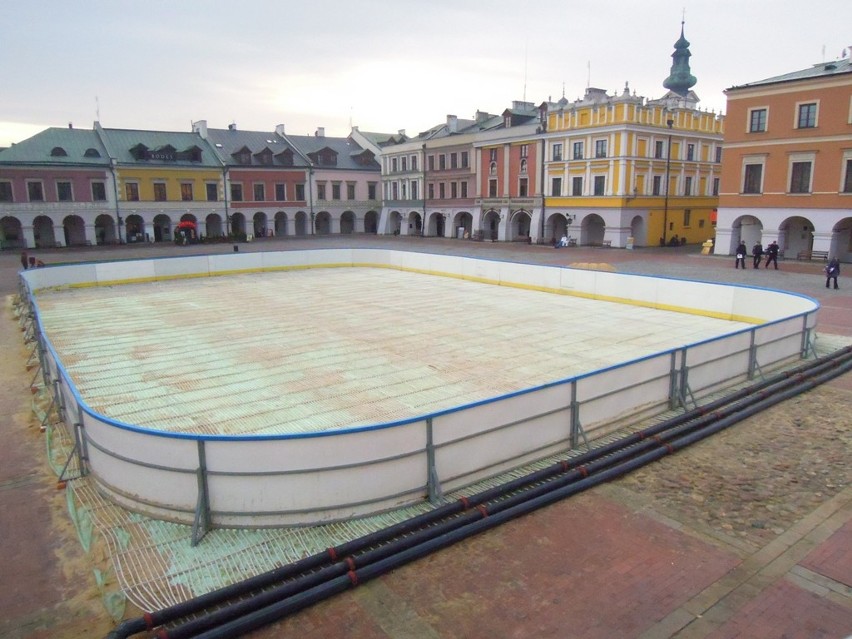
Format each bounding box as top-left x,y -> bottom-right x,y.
587,61 -> 591,89
95,95 -> 100,121
523,39 -> 528,102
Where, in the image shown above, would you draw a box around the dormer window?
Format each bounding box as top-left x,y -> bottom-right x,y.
183,145 -> 202,162
232,146 -> 252,165
50,147 -> 68,157
254,148 -> 273,165
275,149 -> 294,166
84,148 -> 101,158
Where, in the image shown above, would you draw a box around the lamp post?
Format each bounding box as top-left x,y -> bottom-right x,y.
663,117 -> 674,246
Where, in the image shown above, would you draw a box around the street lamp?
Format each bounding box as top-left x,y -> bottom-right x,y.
662,117 -> 674,246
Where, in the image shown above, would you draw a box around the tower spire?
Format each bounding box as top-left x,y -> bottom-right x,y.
663,20 -> 697,97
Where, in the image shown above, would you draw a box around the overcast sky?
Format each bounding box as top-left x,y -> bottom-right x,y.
2,0 -> 850,147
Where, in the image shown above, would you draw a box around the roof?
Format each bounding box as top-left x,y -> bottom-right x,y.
727,57 -> 852,91
0,127 -> 110,166
353,130 -> 407,147
284,134 -> 380,171
98,127 -> 222,167
204,128 -> 310,168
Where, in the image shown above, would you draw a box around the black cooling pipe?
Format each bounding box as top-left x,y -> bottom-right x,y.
108,346 -> 852,638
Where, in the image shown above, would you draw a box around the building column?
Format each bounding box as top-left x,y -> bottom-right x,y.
22,226 -> 35,249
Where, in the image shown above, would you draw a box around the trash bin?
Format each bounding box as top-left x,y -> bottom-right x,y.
233,245 -> 239,252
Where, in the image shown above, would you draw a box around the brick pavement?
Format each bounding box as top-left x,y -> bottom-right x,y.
0,237 -> 849,639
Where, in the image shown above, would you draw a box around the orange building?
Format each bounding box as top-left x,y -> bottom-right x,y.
716,57 -> 852,259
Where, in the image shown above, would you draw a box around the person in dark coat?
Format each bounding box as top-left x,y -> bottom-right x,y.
751,242 -> 764,269
20,251 -> 29,270
735,241 -> 747,269
764,241 -> 780,269
825,258 -> 840,289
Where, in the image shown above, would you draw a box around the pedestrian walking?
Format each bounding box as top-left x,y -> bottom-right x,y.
751,242 -> 764,269
764,241 -> 780,269
825,258 -> 840,289
735,241 -> 747,269
20,251 -> 28,270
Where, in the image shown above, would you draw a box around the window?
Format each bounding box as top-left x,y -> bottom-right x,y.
518,178 -> 527,197
367,182 -> 377,200
91,182 -> 106,202
489,179 -> 498,198
26,181 -> 44,201
428,183 -> 434,199
347,183 -> 355,200
595,140 -> 607,158
410,181 -> 418,200
460,181 -> 468,198
844,159 -> 852,193
439,183 -> 445,199
295,184 -> 305,201
654,141 -> 664,159
57,181 -> 73,202
684,176 -> 692,196
743,164 -> 762,194
401,157 -> 407,172
253,183 -> 264,201
451,182 -> 458,198
206,183 -> 218,201
489,149 -> 497,162
593,175 -> 605,195
450,153 -> 458,169
153,183 -> 167,201
181,183 -> 193,201
573,141 -> 583,159
797,102 -> 817,128
125,182 -> 139,201
439,154 -> 446,170
275,184 -> 286,201
317,184 -> 326,200
428,155 -> 435,170
391,158 -> 398,172
520,159 -> 527,174
652,176 -> 662,196
520,144 -> 528,158
489,161 -> 497,176
401,182 -> 406,199
411,156 -> 417,171
572,176 -> 583,196
790,161 -> 812,193
392,182 -> 399,199
461,151 -> 469,168
687,144 -> 695,161
749,108 -> 767,132
552,143 -> 562,161
0,181 -> 13,202
683,209 -> 691,226
332,183 -> 341,200
551,177 -> 562,196
715,147 -> 722,163
712,177 -> 720,196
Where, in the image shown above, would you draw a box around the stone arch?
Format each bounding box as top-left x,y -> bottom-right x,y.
340,211 -> 356,234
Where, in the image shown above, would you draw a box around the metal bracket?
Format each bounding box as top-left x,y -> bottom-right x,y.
425,418 -> 443,504
191,441 -> 211,547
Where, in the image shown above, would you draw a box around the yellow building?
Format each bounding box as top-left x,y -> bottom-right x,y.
97,124 -> 226,242
540,25 -> 725,248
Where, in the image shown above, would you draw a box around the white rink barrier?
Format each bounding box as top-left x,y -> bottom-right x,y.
21,249 -> 819,530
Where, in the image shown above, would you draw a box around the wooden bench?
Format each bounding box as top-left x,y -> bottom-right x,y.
797,250 -> 828,261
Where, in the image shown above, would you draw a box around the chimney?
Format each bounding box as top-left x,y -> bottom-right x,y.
446,115 -> 457,133
192,120 -> 208,137
275,124 -> 286,137
68,122 -> 73,129
228,123 -> 237,131
315,127 -> 325,137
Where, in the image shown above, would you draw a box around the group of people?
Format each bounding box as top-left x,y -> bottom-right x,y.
735,241 -> 780,270
734,240 -> 840,289
19,251 -> 44,270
